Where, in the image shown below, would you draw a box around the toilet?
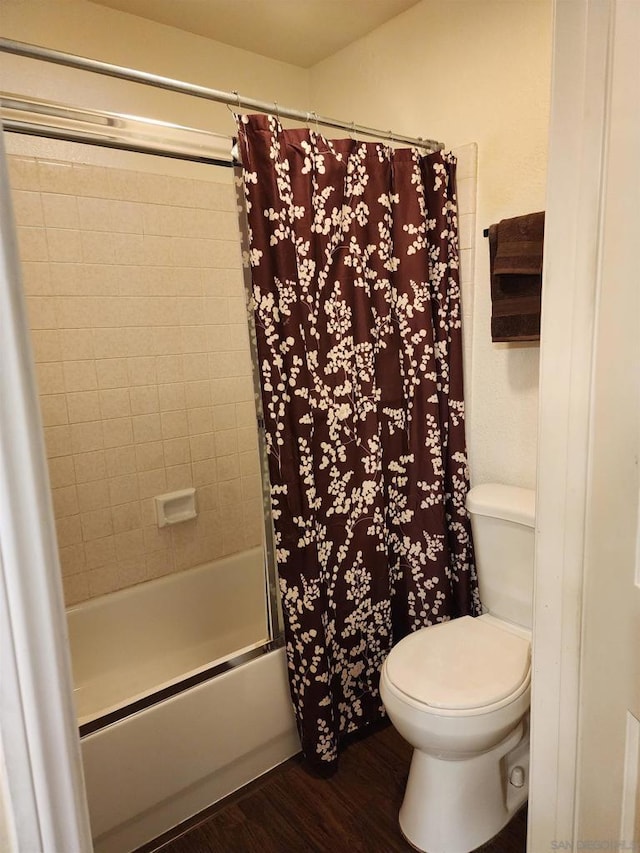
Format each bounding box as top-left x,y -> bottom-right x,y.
380,483 -> 535,853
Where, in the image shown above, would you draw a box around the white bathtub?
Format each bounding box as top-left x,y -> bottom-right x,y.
68,548 -> 300,853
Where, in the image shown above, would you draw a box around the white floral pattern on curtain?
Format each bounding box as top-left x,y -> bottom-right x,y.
236,114 -> 480,771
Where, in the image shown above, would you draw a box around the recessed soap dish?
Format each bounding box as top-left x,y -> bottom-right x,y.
154,488 -> 197,528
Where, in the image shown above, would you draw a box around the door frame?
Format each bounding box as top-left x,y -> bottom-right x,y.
529,0 -> 615,848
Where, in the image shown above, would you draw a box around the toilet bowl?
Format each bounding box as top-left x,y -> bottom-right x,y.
381,483 -> 536,853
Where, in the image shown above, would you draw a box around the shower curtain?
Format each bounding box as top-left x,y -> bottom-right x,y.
236,114 -> 480,771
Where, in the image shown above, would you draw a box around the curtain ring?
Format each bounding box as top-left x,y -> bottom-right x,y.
228,90 -> 242,117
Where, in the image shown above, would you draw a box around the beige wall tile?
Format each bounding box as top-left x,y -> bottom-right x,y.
189,433 -> 214,461
182,353 -> 208,380
48,455 -> 76,488
76,479 -> 111,512
36,362 -> 65,395
92,327 -> 129,359
239,450 -> 261,478
47,229 -> 82,263
17,155 -> 266,605
218,478 -> 242,506
129,385 -> 159,415
56,515 -> 82,547
44,425 -> 71,458
42,194 -> 79,229
77,197 -> 113,231
63,573 -> 89,605
127,356 -> 157,386
165,464 -> 193,491
102,417 -> 134,449
96,358 -> 128,389
112,502 -> 142,534
81,508 -> 113,541
237,426 -> 259,452
66,390 -> 101,424
74,450 -> 107,483
63,360 -> 98,392
163,437 -> 190,467
37,161 -> 73,194
198,484 -> 218,511
135,441 -> 164,472
84,536 -> 116,570
13,190 -> 44,227
99,388 -> 131,419
213,404 -> 237,431
31,329 -> 61,363
206,297 -> 230,325
26,296 -> 57,329
217,454 -> 240,481
70,421 -> 104,453
215,429 -> 238,457
40,394 -> 69,427
192,458 -> 217,487
104,446 -> 136,478
59,329 -> 95,361
158,382 -> 186,412
7,156 -> 40,191
81,230 -> 115,264
156,354 -> 184,384
137,468 -> 167,500
17,226 -> 48,262
109,473 -> 139,506
187,407 -> 212,436
241,475 -> 262,502
185,380 -> 211,408
87,564 -> 121,598
22,262 -> 52,295
52,485 -> 79,519
114,529 -> 145,561
117,558 -> 148,588
49,262 -> 80,296
145,550 -> 174,579
59,543 -> 86,577
73,164 -> 111,198
132,413 -> 162,443
160,410 -> 188,439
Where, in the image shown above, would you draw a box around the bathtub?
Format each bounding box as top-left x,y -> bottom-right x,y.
68,548 -> 300,853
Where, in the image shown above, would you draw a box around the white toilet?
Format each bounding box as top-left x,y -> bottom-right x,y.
380,483 -> 535,853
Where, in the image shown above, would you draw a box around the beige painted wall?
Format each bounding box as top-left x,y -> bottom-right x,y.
308,0 -> 553,489
0,0 -> 309,135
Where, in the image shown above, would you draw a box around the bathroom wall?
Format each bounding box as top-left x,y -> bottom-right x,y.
7,142 -> 264,605
0,0 -> 309,140
308,0 -> 553,489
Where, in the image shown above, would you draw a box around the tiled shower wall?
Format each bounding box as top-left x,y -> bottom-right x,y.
7,152 -> 264,606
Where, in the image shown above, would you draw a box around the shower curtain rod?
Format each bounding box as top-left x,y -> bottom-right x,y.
0,38 -> 444,153
1,92 -> 234,166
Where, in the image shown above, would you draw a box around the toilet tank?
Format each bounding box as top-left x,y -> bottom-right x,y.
466,483 -> 535,630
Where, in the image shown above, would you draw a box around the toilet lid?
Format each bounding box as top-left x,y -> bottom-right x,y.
385,616 -> 530,710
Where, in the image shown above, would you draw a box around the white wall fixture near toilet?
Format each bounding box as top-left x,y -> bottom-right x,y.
380,483 -> 535,853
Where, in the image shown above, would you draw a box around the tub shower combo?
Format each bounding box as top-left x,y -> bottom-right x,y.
0,38 -> 484,853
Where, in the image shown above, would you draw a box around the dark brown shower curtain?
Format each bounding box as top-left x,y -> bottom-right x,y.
236,114 -> 479,772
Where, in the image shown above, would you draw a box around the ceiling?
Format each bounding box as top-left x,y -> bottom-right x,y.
91,0 -> 421,68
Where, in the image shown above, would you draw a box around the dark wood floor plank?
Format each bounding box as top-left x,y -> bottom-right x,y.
148,723 -> 526,853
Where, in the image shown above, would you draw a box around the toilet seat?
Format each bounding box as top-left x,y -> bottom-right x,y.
384,616 -> 531,713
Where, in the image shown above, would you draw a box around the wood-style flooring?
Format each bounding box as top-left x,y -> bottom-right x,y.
142,723 -> 527,853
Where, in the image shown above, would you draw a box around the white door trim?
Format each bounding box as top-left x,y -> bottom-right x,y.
529,0 -> 614,848
0,128 -> 93,852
